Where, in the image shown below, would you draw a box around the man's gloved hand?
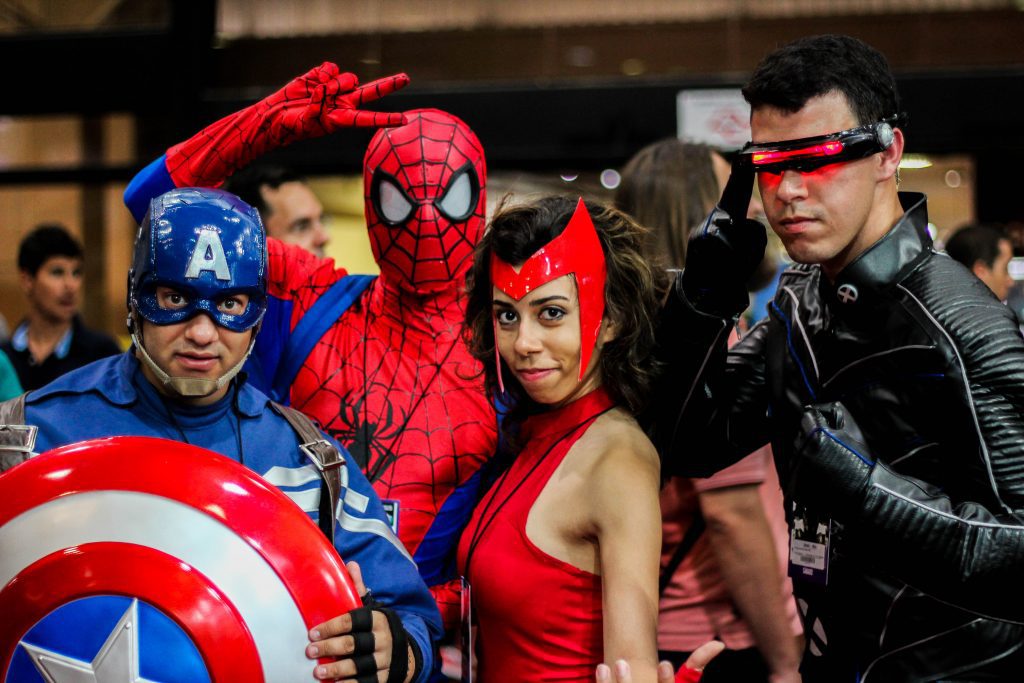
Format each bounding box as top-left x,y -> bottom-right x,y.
792,401 -> 876,520
166,63 -> 409,188
681,157 -> 767,317
307,561 -> 418,683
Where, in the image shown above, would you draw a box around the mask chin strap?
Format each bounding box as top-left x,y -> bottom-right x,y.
129,311 -> 257,399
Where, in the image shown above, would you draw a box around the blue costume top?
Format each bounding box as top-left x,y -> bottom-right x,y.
24,351 -> 442,681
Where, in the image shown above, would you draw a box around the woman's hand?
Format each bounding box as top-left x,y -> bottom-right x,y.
595,641 -> 725,683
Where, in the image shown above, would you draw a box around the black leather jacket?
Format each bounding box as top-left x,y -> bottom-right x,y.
652,193 -> 1024,681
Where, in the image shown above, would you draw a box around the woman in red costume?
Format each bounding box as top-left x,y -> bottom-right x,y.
459,196 -> 665,681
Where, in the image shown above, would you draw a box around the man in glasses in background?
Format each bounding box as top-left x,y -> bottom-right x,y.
223,164 -> 331,258
651,33 -> 1024,680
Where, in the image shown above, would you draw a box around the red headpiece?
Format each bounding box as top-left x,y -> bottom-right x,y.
490,198 -> 607,393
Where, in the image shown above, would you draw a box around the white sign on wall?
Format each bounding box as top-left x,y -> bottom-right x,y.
676,89 -> 751,151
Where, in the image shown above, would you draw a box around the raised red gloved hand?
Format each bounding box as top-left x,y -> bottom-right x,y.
166,62 -> 409,188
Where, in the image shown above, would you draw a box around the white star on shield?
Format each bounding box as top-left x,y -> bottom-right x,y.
19,599 -> 158,683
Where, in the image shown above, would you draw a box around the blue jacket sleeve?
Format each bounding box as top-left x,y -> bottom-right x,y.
332,437 -> 442,680
124,155 -> 175,224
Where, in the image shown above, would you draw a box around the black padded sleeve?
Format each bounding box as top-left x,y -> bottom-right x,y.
644,270 -> 772,478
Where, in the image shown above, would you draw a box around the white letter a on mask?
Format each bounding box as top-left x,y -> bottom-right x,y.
185,228 -> 231,281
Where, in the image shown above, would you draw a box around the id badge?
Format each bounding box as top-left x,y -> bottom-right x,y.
788,502 -> 831,585
381,499 -> 400,535
460,576 -> 474,683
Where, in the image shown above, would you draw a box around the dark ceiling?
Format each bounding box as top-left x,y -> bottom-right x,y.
1,2 -> 1022,221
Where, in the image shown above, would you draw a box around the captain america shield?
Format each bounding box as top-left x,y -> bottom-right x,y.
0,436 -> 361,682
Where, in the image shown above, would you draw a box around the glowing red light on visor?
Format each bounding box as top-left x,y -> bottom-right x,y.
751,141 -> 845,166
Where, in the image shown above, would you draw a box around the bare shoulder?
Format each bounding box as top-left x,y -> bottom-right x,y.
571,407 -> 661,538
575,406 -> 660,481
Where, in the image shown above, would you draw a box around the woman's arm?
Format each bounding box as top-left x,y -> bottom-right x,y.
588,432 -> 663,682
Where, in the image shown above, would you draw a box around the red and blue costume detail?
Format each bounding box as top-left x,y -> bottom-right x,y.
124,69 -> 497,627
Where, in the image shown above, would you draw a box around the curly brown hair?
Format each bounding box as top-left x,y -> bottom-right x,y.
464,195 -> 665,438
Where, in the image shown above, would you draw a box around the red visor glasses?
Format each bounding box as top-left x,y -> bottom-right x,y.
740,117 -> 900,174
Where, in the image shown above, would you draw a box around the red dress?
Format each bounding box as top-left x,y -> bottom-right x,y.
457,388 -> 614,681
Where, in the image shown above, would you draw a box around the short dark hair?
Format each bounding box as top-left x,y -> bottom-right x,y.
742,34 -> 900,126
464,195 -> 665,440
223,165 -> 307,217
18,223 -> 83,275
945,223 -> 1009,270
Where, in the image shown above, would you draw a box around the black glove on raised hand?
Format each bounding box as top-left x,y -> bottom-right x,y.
792,401 -> 876,520
681,157 -> 767,317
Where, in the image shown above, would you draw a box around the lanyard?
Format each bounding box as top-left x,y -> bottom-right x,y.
462,407 -> 612,579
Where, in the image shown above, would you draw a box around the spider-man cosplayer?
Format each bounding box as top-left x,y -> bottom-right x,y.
124,65 -> 496,629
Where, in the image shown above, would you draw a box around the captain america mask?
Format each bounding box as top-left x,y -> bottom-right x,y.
128,187 -> 267,397
365,109 -> 486,294
129,187 -> 267,333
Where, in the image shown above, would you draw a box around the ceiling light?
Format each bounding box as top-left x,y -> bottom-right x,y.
899,154 -> 933,169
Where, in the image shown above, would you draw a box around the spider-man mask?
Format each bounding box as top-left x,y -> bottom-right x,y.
365,109 -> 487,294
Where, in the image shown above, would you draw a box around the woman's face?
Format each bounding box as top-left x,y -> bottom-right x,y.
492,274 -> 607,406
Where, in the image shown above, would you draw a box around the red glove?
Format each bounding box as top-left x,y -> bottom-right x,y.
674,666 -> 702,683
673,640 -> 723,682
166,62 -> 409,188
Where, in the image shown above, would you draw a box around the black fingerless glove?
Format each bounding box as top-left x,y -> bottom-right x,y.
352,594 -> 420,683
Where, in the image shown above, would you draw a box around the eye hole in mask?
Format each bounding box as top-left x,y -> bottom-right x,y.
373,173 -> 417,226
436,165 -> 479,222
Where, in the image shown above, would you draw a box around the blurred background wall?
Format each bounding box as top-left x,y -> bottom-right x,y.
0,0 -> 1021,339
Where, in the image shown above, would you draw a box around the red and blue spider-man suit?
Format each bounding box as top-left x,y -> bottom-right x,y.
124,65 -> 497,628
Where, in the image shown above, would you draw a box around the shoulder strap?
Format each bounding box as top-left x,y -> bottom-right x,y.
271,274 -> 376,402
270,401 -> 346,543
0,392 -> 35,473
0,392 -> 26,424
659,507 -> 706,596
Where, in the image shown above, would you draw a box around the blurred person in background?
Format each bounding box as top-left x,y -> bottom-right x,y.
943,222 -> 1015,302
617,139 -> 801,683
2,224 -> 120,391
224,164 -> 331,258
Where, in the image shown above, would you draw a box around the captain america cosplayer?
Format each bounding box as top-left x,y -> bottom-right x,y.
124,64 -> 497,629
3,187 -> 442,682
